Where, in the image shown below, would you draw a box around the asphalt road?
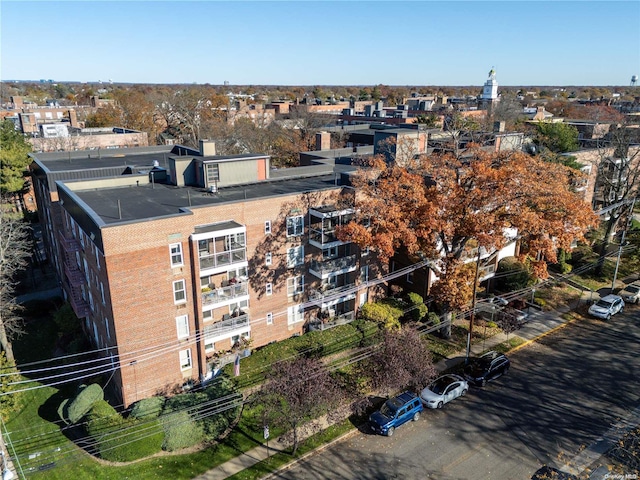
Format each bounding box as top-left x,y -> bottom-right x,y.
273,306 -> 640,480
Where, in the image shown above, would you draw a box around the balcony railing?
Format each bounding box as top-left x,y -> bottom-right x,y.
309,254 -> 357,276
308,311 -> 355,331
202,282 -> 249,306
199,248 -> 246,270
309,228 -> 340,246
309,282 -> 356,300
203,313 -> 249,338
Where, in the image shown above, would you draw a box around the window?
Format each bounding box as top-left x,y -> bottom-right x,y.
287,246 -> 304,268
229,300 -> 248,314
206,163 -> 219,182
362,246 -> 370,257
286,215 -> 304,237
266,312 -> 273,325
323,246 -> 338,259
173,280 -> 187,304
203,310 -> 212,320
100,282 -> 105,304
265,252 -> 272,266
287,276 -> 304,297
179,349 -> 192,370
169,243 -> 183,266
287,305 -> 304,325
176,315 -> 189,339
266,283 -> 273,296
406,271 -> 414,284
360,265 -> 369,282
265,220 -> 271,235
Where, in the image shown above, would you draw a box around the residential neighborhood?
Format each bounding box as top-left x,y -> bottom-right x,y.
1,2 -> 639,480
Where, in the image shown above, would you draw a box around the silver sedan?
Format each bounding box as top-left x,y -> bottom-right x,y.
420,374 -> 469,409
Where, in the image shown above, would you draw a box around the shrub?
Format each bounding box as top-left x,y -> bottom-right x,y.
86,401 -> 163,461
405,292 -> 428,322
359,301 -> 403,330
53,303 -> 81,336
161,410 -> 204,451
129,396 -> 165,420
495,257 -> 533,291
61,383 -> 104,424
569,245 -> 598,271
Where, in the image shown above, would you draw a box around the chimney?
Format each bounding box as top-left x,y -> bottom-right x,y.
199,139 -> 216,156
11,96 -> 23,109
316,131 -> 331,151
68,109 -> 78,127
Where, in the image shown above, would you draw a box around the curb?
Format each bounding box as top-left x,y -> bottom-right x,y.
260,427 -> 361,479
507,314 -> 578,354
255,311 -> 582,479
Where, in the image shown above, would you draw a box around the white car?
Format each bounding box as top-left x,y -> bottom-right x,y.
619,282 -> 640,304
420,374 -> 469,409
588,294 -> 625,320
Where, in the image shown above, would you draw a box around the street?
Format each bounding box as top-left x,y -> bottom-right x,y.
273,306 -> 640,480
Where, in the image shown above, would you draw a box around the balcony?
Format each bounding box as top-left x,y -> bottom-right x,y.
307,311 -> 355,331
199,247 -> 246,271
202,282 -> 249,307
203,313 -> 250,339
309,281 -> 356,301
308,207 -> 355,249
309,254 -> 357,279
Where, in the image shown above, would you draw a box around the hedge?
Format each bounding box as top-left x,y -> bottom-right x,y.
223,321 -> 380,388
85,400 -> 164,461
161,410 -> 204,451
129,396 -> 165,420
61,383 -> 104,425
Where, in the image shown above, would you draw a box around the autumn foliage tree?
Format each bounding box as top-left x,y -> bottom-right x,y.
338,147 -> 598,334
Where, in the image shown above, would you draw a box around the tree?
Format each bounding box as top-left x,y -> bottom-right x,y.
256,356 -> 344,455
338,147 -> 598,336
361,326 -> 436,396
0,120 -> 32,206
84,104 -> 122,128
0,202 -> 30,363
533,121 -> 579,154
593,121 -> 640,275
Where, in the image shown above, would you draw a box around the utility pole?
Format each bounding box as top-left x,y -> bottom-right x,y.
465,251 -> 482,364
611,197 -> 637,291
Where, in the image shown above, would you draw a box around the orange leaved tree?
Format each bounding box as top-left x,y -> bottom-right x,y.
338,147 -> 598,335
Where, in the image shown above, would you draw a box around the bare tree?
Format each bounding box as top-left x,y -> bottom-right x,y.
0,201 -> 31,363
256,355 -> 344,455
594,121 -> 640,275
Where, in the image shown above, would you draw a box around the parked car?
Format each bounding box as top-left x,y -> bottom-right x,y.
619,282 -> 640,304
531,466 -> 578,479
463,351 -> 510,387
588,294 -> 625,320
488,296 -> 509,307
420,374 -> 468,409
369,391 -> 423,436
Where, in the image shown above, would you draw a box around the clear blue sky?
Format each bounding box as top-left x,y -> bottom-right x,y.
2,1 -> 639,86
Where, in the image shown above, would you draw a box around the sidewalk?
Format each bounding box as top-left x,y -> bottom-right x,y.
194,295 -> 593,480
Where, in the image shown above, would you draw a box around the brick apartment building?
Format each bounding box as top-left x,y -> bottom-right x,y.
30,141 -> 384,407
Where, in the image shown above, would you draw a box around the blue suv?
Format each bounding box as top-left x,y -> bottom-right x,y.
369,391 -> 423,436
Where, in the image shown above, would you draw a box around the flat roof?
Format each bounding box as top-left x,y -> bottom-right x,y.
68,172 -> 353,225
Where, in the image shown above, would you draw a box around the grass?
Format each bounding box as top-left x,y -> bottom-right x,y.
224,420 -> 355,480
491,337 -> 527,354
